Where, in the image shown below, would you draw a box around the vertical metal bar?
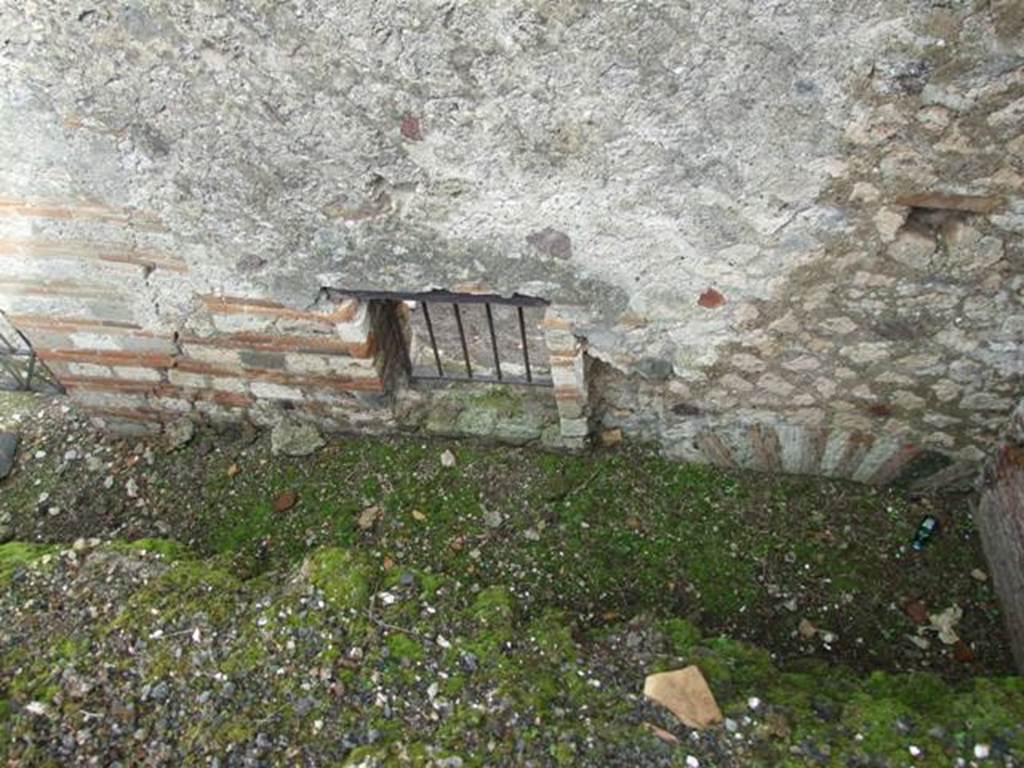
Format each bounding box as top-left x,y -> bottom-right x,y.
517,306 -> 532,383
452,303 -> 472,378
484,303 -> 502,381
24,351 -> 35,391
420,302 -> 444,377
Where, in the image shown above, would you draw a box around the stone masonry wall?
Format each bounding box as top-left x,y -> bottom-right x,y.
0,1 -> 1021,485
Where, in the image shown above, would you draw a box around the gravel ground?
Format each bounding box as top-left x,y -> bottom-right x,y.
1,391 -> 1022,766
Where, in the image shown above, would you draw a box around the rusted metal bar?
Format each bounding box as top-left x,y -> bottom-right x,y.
452,303 -> 472,378
24,350 -> 35,391
484,303 -> 502,381
517,306 -> 533,383
413,373 -> 551,387
420,301 -> 444,377
326,288 -> 549,308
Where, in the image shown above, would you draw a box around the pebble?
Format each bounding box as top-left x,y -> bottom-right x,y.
747,697 -> 761,710
974,743 -> 990,759
440,449 -> 456,468
908,745 -> 921,757
724,718 -> 738,733
686,756 -> 700,768
970,569 -> 988,582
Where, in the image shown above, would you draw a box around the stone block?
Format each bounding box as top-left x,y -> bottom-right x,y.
251,381 -> 306,401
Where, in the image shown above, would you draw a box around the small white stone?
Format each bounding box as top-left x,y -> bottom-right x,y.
974,743 -> 990,759
685,756 -> 700,768
24,701 -> 47,716
747,696 -> 761,710
440,449 -> 456,468
908,745 -> 921,757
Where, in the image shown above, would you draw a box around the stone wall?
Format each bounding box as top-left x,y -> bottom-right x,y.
0,1 -> 1020,483
976,399 -> 1024,672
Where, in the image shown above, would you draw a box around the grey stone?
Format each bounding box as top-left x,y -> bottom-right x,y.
270,419 -> 325,457
163,418 -> 195,451
0,433 -> 18,480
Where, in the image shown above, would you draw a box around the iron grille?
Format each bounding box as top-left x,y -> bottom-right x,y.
0,326 -> 63,394
325,289 -> 552,387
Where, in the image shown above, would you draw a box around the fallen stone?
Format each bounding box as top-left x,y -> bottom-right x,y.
0,432 -> 18,479
643,666 -> 723,730
908,634 -> 931,651
271,419 -> 325,457
953,639 -> 975,663
273,490 -> 299,513
164,418 -> 195,451
600,428 -> 623,447
970,568 -> 988,582
358,506 -> 380,531
440,449 -> 456,468
927,605 -> 963,645
903,599 -> 930,626
483,508 -> 503,529
798,618 -> 817,639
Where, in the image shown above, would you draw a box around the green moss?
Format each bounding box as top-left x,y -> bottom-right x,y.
107,538 -> 191,561
305,547 -> 375,611
661,618 -> 703,655
113,557 -> 244,631
386,633 -> 425,663
0,542 -> 57,587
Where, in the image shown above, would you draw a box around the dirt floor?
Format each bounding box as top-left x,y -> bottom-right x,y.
1,390 -> 1021,766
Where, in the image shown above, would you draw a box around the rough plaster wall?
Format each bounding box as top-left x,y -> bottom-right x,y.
0,1 -> 1021,465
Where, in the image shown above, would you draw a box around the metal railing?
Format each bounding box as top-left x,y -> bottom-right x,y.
325,289 -> 552,387
0,328 -> 63,393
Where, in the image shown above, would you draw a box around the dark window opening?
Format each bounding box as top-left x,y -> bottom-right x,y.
325,289 -> 552,388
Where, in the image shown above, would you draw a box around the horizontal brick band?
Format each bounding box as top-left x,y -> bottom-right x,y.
0,279 -> 123,299
180,331 -> 375,359
175,358 -> 385,393
6,314 -> 143,332
0,238 -> 187,273
80,405 -> 173,423
0,197 -> 166,231
35,348 -> 174,369
201,295 -> 359,324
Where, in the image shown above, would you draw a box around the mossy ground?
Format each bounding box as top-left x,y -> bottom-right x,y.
156,436 -> 1007,676
0,393 -> 1020,763
0,541 -> 1020,766
0,394 -> 1012,676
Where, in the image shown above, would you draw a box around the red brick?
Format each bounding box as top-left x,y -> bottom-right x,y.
174,358 -> 385,393
0,279 -> 121,299
181,332 -> 375,359
0,197 -> 167,231
0,238 -> 187,273
698,288 -> 726,309
200,295 -> 359,323
35,348 -> 174,369
6,314 -> 143,332
80,406 -> 171,423
62,377 -> 164,394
